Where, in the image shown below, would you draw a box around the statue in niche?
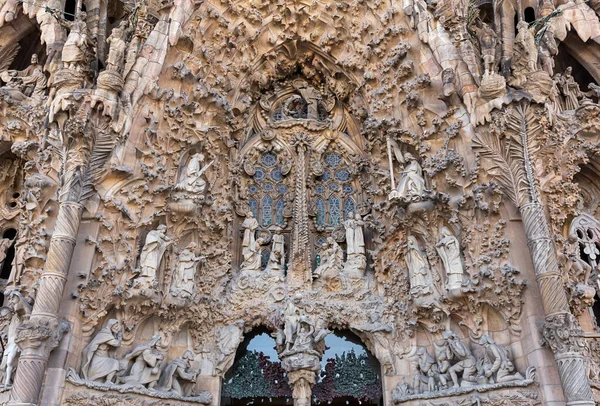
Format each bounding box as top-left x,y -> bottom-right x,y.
171,242 -> 204,298
135,225 -> 172,291
0,54 -> 47,105
175,153 -> 213,196
0,291 -> 32,387
312,237 -> 344,290
344,212 -> 365,257
293,79 -> 320,120
471,21 -> 498,76
412,346 -> 438,394
404,236 -> 433,296
266,231 -> 285,273
215,320 -> 245,376
241,211 -> 259,257
436,227 -> 464,291
106,22 -> 128,73
158,350 -> 198,396
390,153 -> 427,202
478,335 -> 524,383
442,330 -> 478,388
538,26 -> 558,76
509,21 -> 537,87
558,67 -> 585,110
53,11 -> 90,71
120,335 -> 164,389
80,319 -> 122,384
241,237 -> 265,272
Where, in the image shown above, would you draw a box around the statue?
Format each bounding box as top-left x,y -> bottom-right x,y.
266,231 -> 285,273
0,291 -> 32,387
215,320 -> 245,376
80,319 -> 122,383
404,236 -> 433,296
559,67 -> 585,110
538,26 -> 558,76
292,318 -> 316,352
436,227 -> 464,291
0,54 -> 47,105
241,211 -> 259,260
478,335 -> 524,383
471,21 -> 498,75
171,242 -> 204,298
312,237 -> 344,290
283,295 -> 302,351
135,225 -> 172,291
412,346 -> 438,394
158,350 -> 198,396
443,330 -> 478,388
175,153 -> 214,196
344,212 -> 365,256
54,11 -> 90,71
241,237 -> 265,272
391,153 -> 426,202
105,22 -> 128,73
509,21 -> 537,88
120,335 -> 164,389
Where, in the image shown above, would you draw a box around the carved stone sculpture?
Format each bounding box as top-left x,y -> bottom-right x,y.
266,231 -> 285,273
436,227 -> 464,291
478,335 -> 524,383
312,237 -> 344,290
443,330 -> 478,388
171,242 -> 203,298
119,335 -> 164,389
215,321 -> 244,376
344,212 -> 365,256
538,26 -> 558,76
55,11 -> 90,71
509,21 -> 538,88
283,295 -> 301,352
405,236 -> 433,296
106,22 -> 128,74
559,67 -> 585,110
241,211 -> 259,262
472,21 -> 498,76
157,350 -> 197,396
175,153 -> 213,196
241,237 -> 264,271
390,153 -> 427,202
412,346 -> 438,394
80,319 -> 122,383
135,225 -> 172,291
0,54 -> 47,105
0,238 -> 12,270
0,291 -> 32,387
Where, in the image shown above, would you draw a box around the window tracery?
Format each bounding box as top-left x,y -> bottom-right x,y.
313,151 -> 356,228
247,152 -> 288,228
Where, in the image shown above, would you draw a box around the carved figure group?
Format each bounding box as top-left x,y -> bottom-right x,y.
81,323 -> 201,396
171,242 -> 204,298
409,331 -> 527,395
0,54 -> 47,105
312,237 -> 344,290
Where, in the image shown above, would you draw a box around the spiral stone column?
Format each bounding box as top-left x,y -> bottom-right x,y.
520,202 -> 594,405
7,202 -> 82,405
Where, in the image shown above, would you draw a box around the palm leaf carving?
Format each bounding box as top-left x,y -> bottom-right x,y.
0,43 -> 21,72
473,103 -> 543,207
81,127 -> 117,201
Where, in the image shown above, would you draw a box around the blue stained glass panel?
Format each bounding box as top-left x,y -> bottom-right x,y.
324,152 -> 342,168
315,185 -> 325,195
329,195 -> 341,226
254,168 -> 266,181
329,183 -> 340,192
261,195 -> 273,226
316,236 -> 327,248
343,185 -> 354,194
319,169 -> 331,182
262,182 -> 274,192
248,198 -> 258,219
248,184 -> 259,194
270,168 -> 283,182
276,199 -> 285,225
316,198 -> 326,226
344,198 -> 355,220
335,168 -> 351,182
277,185 -> 288,195
261,153 -> 277,167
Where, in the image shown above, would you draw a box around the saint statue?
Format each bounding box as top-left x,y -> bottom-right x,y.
241,211 -> 259,259
158,350 -> 198,396
443,330 -> 478,388
404,236 -> 432,296
392,153 -> 426,201
120,335 -> 164,389
312,237 -> 344,290
436,227 -> 464,291
54,11 -> 90,71
265,231 -> 285,273
80,319 -> 122,383
471,21 -> 498,75
241,237 -> 264,272
176,153 -> 213,195
560,67 -> 585,110
344,212 -> 365,256
171,242 -> 204,298
215,320 -> 245,376
0,54 -> 47,105
136,225 -> 172,291
1,291 -> 32,387
105,22 -> 128,73
283,295 -> 301,352
510,21 -> 537,87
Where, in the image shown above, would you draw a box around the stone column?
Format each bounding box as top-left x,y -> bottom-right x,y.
520,202 -> 594,405
8,202 -> 81,405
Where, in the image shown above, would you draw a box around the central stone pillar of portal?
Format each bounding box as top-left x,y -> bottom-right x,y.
280,348 -> 321,406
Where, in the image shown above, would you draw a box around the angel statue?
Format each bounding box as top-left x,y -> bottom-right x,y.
175,153 -> 214,196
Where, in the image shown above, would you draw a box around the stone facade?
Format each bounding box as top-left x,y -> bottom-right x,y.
0,0 -> 600,404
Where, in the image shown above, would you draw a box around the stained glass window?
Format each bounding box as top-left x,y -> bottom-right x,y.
314,152 -> 356,227
247,152 -> 287,227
